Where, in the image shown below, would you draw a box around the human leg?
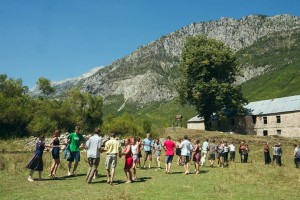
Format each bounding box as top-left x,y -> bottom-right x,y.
156,156 -> 161,168
67,162 -> 72,176
54,159 -> 60,176
148,153 -> 152,168
28,170 -> 34,181
38,171 -> 42,180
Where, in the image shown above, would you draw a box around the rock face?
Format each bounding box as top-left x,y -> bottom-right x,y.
30,14 -> 300,106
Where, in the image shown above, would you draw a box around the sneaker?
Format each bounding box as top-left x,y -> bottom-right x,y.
28,177 -> 34,182
125,180 -> 132,184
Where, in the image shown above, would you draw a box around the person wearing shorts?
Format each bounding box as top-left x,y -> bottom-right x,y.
85,128 -> 102,183
163,136 -> 176,173
208,140 -> 216,167
142,133 -> 153,168
153,139 -> 162,169
104,132 -> 121,185
131,136 -> 141,180
179,135 -> 193,175
67,126 -> 84,176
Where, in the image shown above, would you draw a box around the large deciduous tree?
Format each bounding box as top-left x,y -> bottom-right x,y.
178,35 -> 247,130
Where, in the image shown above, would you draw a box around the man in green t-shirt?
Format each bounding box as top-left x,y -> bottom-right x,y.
67,126 -> 84,176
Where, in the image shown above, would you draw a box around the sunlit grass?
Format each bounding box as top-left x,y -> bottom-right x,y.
1,129 -> 300,200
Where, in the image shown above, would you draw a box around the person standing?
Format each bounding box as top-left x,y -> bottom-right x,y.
228,142 -> 236,162
162,136 -> 176,174
179,135 -> 193,175
294,144 -> 300,168
175,138 -> 182,165
121,138 -> 133,183
223,142 -> 229,166
243,144 -> 249,163
26,135 -> 49,181
217,141 -> 224,168
263,142 -> 271,165
49,130 -> 61,178
192,139 -> 201,174
131,137 -> 141,180
85,128 -> 102,183
276,143 -> 283,166
67,126 -> 84,176
153,138 -> 162,169
208,140 -> 216,167
239,142 -> 245,163
201,139 -> 209,166
142,133 -> 153,169
104,132 -> 121,185
272,144 -> 278,164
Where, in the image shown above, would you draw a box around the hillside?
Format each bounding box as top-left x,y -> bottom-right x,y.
27,14 -> 300,129
239,28 -> 300,101
30,14 -> 300,104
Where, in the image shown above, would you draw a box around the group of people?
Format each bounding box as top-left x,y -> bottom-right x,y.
263,142 -> 284,166
25,127 -> 299,184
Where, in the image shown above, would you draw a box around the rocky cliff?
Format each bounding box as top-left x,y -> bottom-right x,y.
31,14 -> 300,107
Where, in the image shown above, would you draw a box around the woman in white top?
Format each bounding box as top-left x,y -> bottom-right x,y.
131,137 -> 140,180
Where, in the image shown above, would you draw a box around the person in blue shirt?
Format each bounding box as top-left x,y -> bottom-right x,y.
142,133 -> 153,169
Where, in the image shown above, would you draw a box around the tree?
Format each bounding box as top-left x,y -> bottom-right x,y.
178,35 -> 247,130
64,89 -> 103,132
36,77 -> 55,97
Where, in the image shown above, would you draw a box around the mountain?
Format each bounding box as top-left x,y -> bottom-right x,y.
30,14 -> 300,110
29,66 -> 103,96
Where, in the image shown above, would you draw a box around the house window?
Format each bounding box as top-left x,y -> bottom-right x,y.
263,117 -> 267,124
263,130 -> 268,136
277,130 -> 281,135
276,116 -> 281,123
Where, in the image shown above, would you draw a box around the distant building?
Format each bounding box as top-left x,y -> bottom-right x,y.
187,95 -> 300,137
187,116 -> 205,130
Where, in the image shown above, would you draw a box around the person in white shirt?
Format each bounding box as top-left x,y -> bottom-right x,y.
201,139 -> 209,166
228,142 -> 236,162
179,135 -> 193,175
85,128 -> 102,183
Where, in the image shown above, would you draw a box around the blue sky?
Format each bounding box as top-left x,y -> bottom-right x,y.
1,0 -> 300,88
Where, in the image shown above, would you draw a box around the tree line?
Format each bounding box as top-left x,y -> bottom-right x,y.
0,74 -> 103,138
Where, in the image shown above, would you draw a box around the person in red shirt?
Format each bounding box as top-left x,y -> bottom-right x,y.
163,136 -> 176,174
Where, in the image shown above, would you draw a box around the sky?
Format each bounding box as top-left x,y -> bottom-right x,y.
1,0 -> 300,88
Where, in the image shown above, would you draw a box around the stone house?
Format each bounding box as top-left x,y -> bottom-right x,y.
187,95 -> 300,137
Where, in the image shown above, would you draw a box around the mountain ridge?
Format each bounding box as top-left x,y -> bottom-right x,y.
30,14 -> 300,108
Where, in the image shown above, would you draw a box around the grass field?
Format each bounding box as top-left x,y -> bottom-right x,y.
1,129 -> 300,200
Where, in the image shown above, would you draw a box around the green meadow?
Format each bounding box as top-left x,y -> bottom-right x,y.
1,129 -> 300,200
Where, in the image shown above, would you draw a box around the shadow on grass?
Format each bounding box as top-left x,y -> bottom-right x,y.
169,171 -> 184,174
60,173 -> 86,179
